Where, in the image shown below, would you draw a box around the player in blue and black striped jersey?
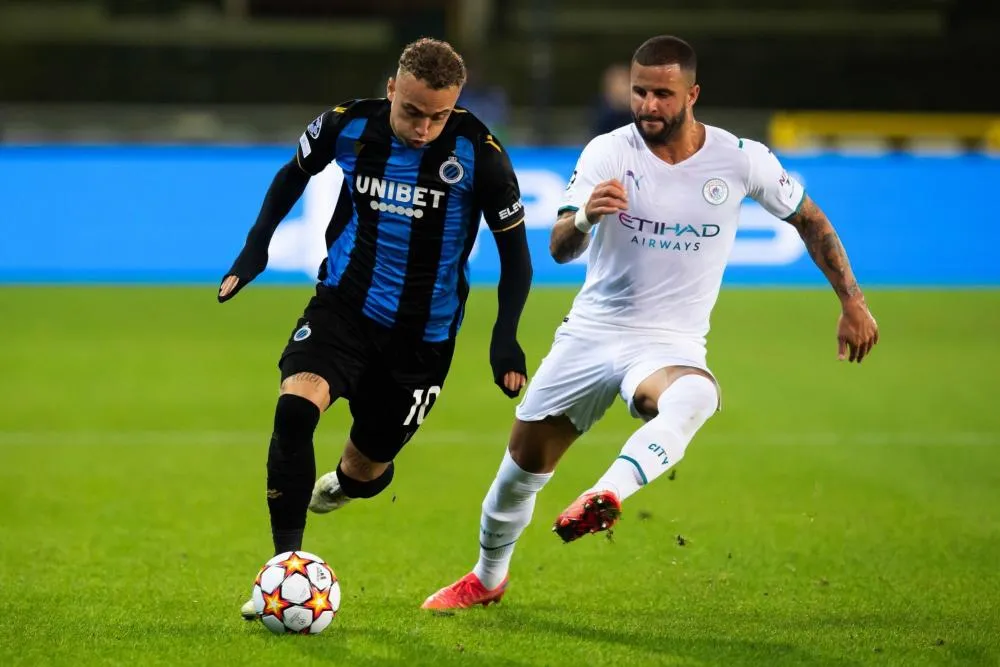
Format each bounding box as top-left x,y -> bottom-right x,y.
219,39 -> 532,614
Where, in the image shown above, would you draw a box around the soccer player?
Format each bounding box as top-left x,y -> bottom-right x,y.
422,35 -> 879,610
216,38 -> 533,619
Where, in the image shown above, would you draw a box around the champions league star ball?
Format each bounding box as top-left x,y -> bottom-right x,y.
251,551 -> 341,634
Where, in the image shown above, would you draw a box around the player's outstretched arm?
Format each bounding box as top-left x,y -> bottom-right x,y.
550,179 -> 628,264
218,158 -> 311,302
490,221 -> 533,398
785,195 -> 880,362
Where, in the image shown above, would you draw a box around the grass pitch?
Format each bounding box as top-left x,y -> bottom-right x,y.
1,286 -> 998,666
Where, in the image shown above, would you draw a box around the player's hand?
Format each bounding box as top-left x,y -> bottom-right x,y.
837,298 -> 879,363
219,272 -> 255,303
218,275 -> 241,302
502,371 -> 527,396
490,335 -> 527,399
218,248 -> 269,303
584,179 -> 629,223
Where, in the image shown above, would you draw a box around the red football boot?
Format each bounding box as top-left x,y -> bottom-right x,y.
421,572 -> 508,610
552,490 -> 622,543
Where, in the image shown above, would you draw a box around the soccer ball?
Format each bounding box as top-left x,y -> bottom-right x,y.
251,550 -> 340,634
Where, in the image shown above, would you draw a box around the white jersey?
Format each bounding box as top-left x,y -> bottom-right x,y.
560,123 -> 805,343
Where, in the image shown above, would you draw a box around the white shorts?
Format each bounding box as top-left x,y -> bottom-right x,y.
515,317 -> 720,433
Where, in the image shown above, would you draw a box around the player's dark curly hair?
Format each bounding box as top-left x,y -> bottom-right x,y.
398,38 -> 467,89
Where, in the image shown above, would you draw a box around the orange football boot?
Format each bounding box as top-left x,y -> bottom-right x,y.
421,572 -> 508,610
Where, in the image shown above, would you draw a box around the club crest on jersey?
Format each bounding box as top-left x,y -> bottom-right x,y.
293,323 -> 312,342
307,115 -> 323,139
702,178 -> 729,205
439,156 -> 465,185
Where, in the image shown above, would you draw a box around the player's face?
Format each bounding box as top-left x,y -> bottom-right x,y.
629,62 -> 700,145
387,72 -> 461,148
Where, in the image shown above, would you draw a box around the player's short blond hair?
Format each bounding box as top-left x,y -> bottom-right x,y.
398,38 -> 467,90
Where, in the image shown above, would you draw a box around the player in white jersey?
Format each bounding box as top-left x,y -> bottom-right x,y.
423,35 -> 879,610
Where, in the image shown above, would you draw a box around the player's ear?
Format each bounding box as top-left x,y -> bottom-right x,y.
687,83 -> 700,108
386,77 -> 396,100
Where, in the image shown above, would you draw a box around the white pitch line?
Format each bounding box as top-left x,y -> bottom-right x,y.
0,430 -> 995,447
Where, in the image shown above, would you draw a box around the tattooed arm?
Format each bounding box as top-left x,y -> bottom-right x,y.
785,196 -> 862,303
785,195 -> 880,362
550,179 -> 628,264
553,134 -> 623,264
741,137 -> 878,362
549,210 -> 592,264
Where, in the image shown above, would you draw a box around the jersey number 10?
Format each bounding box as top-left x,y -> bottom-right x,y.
403,386 -> 442,426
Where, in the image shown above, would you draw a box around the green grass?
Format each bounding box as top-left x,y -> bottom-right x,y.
1,286 -> 998,666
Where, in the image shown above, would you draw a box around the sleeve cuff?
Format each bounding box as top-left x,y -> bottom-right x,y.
781,189 -> 807,221
492,217 -> 525,233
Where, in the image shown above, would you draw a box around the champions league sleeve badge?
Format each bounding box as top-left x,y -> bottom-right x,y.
307,115 -> 323,139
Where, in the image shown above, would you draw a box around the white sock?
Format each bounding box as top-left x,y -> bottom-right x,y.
590,374 -> 717,502
473,449 -> 553,590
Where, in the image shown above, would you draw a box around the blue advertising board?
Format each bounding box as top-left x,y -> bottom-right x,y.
1,146 -> 997,286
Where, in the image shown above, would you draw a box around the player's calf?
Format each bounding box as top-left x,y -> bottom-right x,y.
310,407 -> 415,515
267,394 -> 322,554
554,374 -> 717,543
593,373 -> 717,502
309,456 -> 394,514
474,448 -> 554,589
309,461 -> 395,514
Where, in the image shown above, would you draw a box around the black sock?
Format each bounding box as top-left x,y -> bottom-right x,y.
266,394 -> 321,555
271,529 -> 305,555
335,461 -> 395,499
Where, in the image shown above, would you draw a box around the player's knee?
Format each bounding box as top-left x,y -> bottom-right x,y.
656,374 -> 718,440
280,372 -> 331,411
273,394 -> 321,443
336,461 -> 394,499
633,394 -> 659,420
508,416 -> 578,474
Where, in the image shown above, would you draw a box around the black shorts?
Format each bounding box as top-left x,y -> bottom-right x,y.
278,284 -> 455,463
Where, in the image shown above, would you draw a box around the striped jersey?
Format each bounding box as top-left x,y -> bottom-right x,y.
295,98 -> 523,342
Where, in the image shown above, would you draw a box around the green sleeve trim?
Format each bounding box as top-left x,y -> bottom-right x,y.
781,189 -> 807,220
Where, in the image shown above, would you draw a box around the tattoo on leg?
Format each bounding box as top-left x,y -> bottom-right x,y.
281,373 -> 327,391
